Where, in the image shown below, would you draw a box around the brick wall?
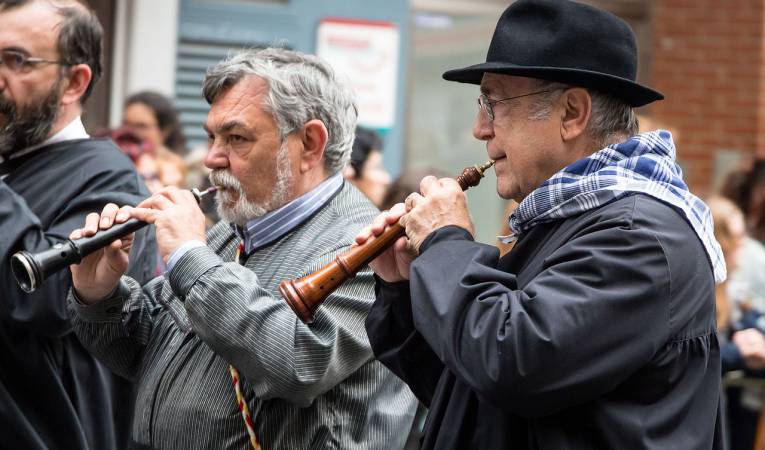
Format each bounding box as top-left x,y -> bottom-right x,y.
650,0 -> 765,194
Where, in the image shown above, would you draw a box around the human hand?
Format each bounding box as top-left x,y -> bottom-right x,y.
69,203 -> 135,304
354,203 -> 417,283
130,186 -> 207,262
399,176 -> 475,252
733,328 -> 765,370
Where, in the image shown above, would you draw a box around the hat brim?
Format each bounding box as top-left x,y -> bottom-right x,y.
443,62 -> 663,107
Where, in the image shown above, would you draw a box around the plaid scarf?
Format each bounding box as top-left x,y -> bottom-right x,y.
507,130 -> 726,283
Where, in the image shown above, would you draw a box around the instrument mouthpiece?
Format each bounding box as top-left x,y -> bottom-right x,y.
191,186 -> 220,203
476,160 -> 495,175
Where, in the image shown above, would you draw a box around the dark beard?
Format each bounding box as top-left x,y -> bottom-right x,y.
0,79 -> 63,156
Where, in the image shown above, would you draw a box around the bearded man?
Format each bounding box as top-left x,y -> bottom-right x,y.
0,1 -> 156,449
66,47 -> 418,450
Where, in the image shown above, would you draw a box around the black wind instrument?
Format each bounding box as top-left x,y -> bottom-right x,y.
11,186 -> 218,293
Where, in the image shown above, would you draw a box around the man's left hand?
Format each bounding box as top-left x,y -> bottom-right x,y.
130,186 -> 207,262
400,176 -> 475,252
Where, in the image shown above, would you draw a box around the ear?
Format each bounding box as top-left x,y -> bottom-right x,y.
298,119 -> 328,173
559,88 -> 591,142
59,64 -> 92,106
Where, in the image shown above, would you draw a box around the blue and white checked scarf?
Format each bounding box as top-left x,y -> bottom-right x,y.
507,130 -> 726,283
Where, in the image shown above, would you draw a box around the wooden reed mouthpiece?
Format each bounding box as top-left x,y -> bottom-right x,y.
279,160 -> 495,324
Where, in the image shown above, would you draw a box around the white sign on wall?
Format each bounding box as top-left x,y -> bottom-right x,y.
316,18 -> 400,130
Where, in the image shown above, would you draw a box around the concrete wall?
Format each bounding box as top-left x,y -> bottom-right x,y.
109,0 -> 179,126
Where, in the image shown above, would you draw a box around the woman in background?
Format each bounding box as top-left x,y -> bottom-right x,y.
122,91 -> 188,191
344,126 -> 391,208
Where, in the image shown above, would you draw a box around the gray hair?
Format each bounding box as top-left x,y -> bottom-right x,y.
202,48 -> 358,174
527,80 -> 639,147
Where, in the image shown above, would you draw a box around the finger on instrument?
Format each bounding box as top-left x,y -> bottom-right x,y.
369,212 -> 388,235
399,210 -> 410,229
404,194 -> 414,211
156,186 -> 194,204
440,177 -> 461,190
69,228 -> 83,240
109,238 -> 123,250
129,207 -> 159,224
393,236 -> 409,253
388,202 -> 406,222
119,232 -> 134,250
83,212 -> 102,236
138,193 -> 174,210
105,238 -> 128,256
404,194 -> 422,212
99,203 -> 121,229
115,205 -> 134,223
419,175 -> 439,195
354,225 -> 373,246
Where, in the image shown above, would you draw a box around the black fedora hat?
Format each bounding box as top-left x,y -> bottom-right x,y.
443,0 -> 663,107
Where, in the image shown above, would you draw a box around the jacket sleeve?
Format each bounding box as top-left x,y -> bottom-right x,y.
408,225 -> 672,418
68,276 -> 161,380
365,276 -> 444,407
0,178 -> 155,337
165,245 -> 377,407
720,340 -> 745,373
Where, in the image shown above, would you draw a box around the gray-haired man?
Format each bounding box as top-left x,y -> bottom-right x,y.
363,0 -> 724,449
67,48 -> 418,450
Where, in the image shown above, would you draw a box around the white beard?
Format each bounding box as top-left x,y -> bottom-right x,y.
209,142 -> 292,225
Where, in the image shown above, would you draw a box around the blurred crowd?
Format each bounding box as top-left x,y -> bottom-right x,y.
711,159 -> 765,450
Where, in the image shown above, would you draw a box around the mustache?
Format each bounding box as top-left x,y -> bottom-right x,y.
208,170 -> 247,201
209,169 -> 241,189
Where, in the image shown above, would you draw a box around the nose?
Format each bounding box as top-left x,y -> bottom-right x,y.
472,110 -> 493,142
204,139 -> 229,170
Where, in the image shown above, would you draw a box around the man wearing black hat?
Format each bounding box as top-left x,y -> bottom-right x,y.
361,0 -> 725,449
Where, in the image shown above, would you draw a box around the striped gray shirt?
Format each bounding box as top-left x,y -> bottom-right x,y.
69,183 -> 418,450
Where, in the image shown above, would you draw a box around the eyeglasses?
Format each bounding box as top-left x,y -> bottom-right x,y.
477,90 -> 551,122
0,49 -> 71,73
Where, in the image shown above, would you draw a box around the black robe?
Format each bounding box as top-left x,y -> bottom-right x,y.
0,138 -> 156,450
366,194 -> 725,449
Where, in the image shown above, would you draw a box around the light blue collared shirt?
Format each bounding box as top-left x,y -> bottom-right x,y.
167,172 -> 344,271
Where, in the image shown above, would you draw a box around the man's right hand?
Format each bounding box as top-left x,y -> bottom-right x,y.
69,203 -> 135,304
354,203 -> 417,283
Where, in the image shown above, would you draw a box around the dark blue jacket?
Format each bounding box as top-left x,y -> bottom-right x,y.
367,194 -> 723,450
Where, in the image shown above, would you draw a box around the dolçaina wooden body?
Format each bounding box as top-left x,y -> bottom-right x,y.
279,160 -> 495,324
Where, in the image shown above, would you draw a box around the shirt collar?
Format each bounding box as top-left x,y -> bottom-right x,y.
232,172 -> 344,255
0,116 -> 89,164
